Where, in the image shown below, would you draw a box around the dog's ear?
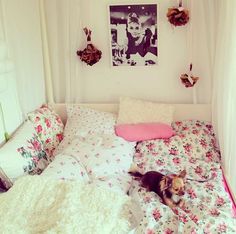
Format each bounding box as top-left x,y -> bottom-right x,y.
179,169 -> 186,178
160,176 -> 171,192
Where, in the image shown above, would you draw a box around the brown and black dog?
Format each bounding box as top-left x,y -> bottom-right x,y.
129,167 -> 186,208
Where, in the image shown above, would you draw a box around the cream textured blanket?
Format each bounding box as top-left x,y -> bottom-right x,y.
0,176 -> 131,234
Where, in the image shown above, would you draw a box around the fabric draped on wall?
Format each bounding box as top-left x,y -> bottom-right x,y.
211,0 -> 236,196
43,0 -> 83,103
187,0 -> 217,105
2,0 -> 45,116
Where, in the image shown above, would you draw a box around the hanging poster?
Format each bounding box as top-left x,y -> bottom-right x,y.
109,3 -> 158,66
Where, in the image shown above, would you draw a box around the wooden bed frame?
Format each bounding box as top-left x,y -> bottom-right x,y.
51,103 -> 212,124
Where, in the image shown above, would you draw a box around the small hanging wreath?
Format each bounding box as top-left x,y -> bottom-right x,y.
77,28 -> 102,66
180,64 -> 199,88
167,0 -> 189,27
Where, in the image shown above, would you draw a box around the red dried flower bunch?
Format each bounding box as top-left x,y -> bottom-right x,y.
167,1 -> 189,27
180,64 -> 199,88
77,28 -> 102,66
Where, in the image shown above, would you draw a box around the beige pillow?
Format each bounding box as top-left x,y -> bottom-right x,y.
117,97 -> 175,125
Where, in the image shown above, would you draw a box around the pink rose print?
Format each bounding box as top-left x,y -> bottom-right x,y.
216,196 -> 225,207
190,214 -> 198,223
175,121 -> 182,126
204,223 -> 212,234
152,152 -> 159,157
163,138 -> 171,145
134,152 -> 143,159
173,157 -> 181,165
146,229 -> 155,234
45,138 -> 51,144
192,129 -> 199,135
200,139 -> 207,148
179,213 -> 188,223
206,124 -> 212,131
164,228 -> 174,234
187,188 -> 197,199
210,208 -> 220,217
189,157 -> 197,164
217,223 -> 227,233
196,122 -> 202,127
169,148 -> 178,155
45,118 -> 51,128
190,229 -> 197,234
206,151 -> 213,162
36,125 -> 42,133
179,134 -> 185,139
56,133 -> 64,142
152,209 -> 162,221
156,159 -> 165,166
56,116 -> 62,123
183,143 -> 192,153
32,156 -> 39,163
205,182 -> 214,191
32,140 -> 42,151
35,116 -> 40,122
182,126 -> 189,131
147,143 -> 155,151
195,166 -> 203,175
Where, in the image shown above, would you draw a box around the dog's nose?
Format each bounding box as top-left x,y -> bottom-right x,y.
179,191 -> 185,196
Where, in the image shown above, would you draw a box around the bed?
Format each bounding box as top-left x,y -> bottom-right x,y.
0,100 -> 235,233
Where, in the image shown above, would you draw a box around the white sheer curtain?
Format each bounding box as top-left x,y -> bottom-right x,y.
43,0 -> 83,103
212,0 -> 236,196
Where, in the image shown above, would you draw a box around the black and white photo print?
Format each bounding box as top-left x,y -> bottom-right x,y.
109,4 -> 158,66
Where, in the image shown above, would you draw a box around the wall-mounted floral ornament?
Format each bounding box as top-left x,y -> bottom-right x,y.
166,0 -> 189,27
180,64 -> 199,88
76,28 -> 102,66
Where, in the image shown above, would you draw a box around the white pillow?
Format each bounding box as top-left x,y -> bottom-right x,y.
63,135 -> 135,178
117,97 -> 175,125
54,105 -> 117,155
0,121 -> 49,182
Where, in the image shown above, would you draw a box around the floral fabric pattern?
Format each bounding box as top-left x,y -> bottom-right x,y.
27,105 -> 64,158
129,120 -> 236,233
17,134 -> 48,175
42,153 -> 90,182
0,121 -> 49,182
54,105 -> 116,156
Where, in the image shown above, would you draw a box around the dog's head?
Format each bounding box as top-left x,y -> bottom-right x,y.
160,170 -> 186,196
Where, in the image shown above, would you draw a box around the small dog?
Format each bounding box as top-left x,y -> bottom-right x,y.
129,167 -> 186,208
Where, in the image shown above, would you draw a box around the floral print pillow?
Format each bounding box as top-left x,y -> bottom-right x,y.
0,121 -> 49,182
27,105 -> 64,158
172,120 -> 221,163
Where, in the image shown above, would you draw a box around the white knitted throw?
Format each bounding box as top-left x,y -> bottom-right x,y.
0,176 -> 131,234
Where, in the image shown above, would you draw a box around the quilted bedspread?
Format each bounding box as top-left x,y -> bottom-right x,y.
129,120 -> 236,234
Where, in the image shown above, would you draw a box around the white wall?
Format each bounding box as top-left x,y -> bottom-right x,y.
77,0 -> 211,104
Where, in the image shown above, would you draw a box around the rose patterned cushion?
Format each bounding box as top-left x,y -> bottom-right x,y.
27,105 -> 64,158
0,121 -> 49,183
172,120 -> 220,162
